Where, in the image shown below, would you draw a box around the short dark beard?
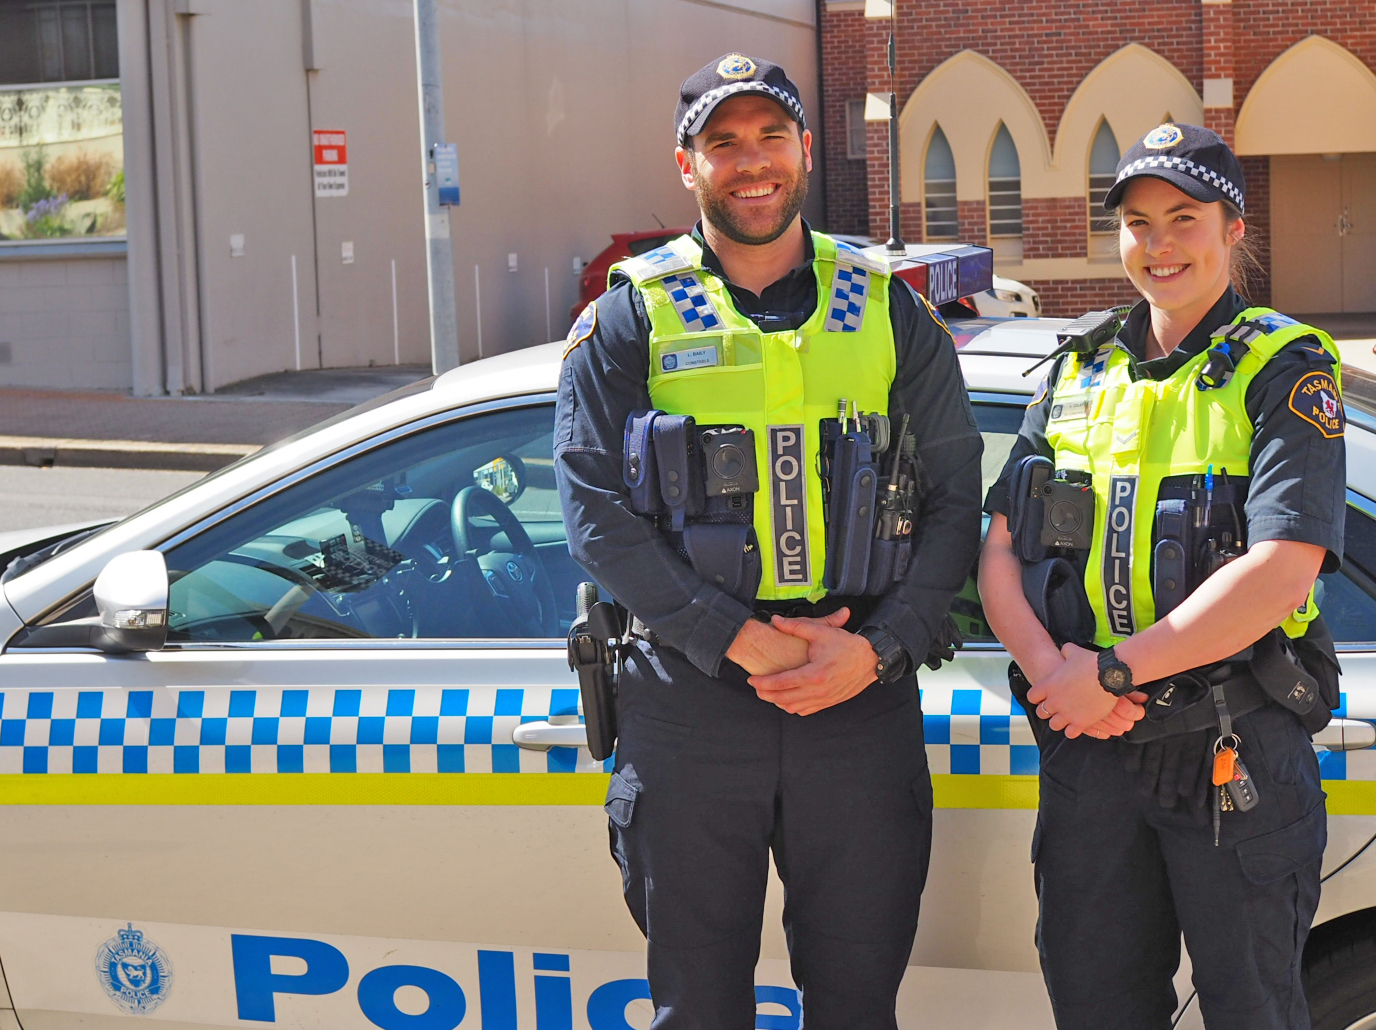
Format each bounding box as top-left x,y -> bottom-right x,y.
694,157 -> 809,246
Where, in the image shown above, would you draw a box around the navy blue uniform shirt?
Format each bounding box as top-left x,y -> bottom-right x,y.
555,223 -> 984,677
984,287 -> 1347,571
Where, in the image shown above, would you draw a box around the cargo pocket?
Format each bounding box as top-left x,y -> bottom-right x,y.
605,767 -> 641,829
1236,801 -> 1327,885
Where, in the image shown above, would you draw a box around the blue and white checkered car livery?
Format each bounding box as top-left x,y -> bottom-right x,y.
1113,154 -> 1245,212
823,263 -> 870,333
660,272 -> 723,333
1,685 -> 1366,780
0,687 -> 605,775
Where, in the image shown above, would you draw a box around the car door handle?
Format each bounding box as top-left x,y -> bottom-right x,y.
512,720 -> 588,751
1313,718 -> 1376,752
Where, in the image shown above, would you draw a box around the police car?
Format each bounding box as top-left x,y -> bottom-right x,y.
1,318 -> 1376,1030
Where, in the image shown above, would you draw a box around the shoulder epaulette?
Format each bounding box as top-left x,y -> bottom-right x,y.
831,239 -> 892,278
612,240 -> 698,285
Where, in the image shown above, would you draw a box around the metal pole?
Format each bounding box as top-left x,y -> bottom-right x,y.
413,0 -> 460,372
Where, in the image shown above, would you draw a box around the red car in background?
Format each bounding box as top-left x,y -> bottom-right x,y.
572,228 -> 689,320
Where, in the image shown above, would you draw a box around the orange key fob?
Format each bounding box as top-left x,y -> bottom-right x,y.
1213,747 -> 1237,786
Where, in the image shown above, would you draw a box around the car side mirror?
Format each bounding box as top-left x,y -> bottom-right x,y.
93,551 -> 169,653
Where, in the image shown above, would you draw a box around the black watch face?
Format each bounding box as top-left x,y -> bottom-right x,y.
1102,666 -> 1128,693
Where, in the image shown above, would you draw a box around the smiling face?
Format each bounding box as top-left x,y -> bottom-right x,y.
675,94 -> 811,246
1118,176 -> 1243,314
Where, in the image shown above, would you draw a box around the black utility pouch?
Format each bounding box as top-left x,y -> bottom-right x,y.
683,522 -> 761,606
652,414 -> 705,530
623,409 -> 664,514
1009,455 -> 1053,563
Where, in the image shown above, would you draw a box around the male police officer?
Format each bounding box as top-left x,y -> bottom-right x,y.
554,55 -> 983,1029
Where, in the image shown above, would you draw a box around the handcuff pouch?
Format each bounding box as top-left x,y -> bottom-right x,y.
1021,557 -> 1095,649
652,414 -> 705,531
683,522 -> 761,607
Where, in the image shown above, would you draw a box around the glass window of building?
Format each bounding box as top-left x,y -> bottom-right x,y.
0,1 -> 124,242
846,99 -> 867,161
924,126 -> 958,240
987,123 -> 1022,237
1087,119 -> 1120,256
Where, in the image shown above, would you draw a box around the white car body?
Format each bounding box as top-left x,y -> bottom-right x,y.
1,320 -> 1374,1030
971,274 -> 1041,318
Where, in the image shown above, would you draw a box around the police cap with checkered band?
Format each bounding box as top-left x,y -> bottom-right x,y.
1103,123 -> 1247,214
675,54 -> 807,147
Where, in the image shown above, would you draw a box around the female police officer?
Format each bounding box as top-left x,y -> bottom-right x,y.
979,123 -> 1345,1030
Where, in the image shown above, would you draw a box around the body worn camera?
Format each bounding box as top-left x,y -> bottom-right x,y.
700,426 -> 759,497
1009,455 -> 1095,561
1034,464 -> 1095,551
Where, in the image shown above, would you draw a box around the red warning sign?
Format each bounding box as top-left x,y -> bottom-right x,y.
313,129 -> 348,197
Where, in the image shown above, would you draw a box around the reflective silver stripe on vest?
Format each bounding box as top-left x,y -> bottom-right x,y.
769,425 -> 810,587
1104,474 -> 1138,637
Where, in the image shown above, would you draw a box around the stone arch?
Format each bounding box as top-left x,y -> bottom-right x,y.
898,49 -> 1050,203
1056,44 -> 1202,195
1236,36 -> 1376,155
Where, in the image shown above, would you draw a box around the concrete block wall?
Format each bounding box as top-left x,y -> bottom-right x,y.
0,256 -> 130,390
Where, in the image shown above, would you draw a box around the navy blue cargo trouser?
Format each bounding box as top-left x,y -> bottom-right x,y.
605,639 -> 934,1030
1034,703 -> 1326,1030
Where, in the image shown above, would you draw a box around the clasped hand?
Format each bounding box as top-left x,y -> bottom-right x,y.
1025,643 -> 1148,739
726,608 -> 880,717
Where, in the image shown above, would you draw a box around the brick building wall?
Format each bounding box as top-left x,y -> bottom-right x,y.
819,4 -> 870,234
819,0 -> 1376,316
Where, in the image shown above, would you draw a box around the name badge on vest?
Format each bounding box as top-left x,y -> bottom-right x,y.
660,345 -> 719,373
769,425 -> 810,587
1049,393 -> 1090,423
1103,474 -> 1137,637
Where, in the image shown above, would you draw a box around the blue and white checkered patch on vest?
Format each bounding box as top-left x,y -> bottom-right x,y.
823,263 -> 869,332
661,272 -> 722,333
1078,346 -> 1111,389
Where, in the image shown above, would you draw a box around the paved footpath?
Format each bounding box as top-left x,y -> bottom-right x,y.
0,366 -> 428,471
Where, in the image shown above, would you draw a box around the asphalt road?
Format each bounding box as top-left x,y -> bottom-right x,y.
0,466 -> 204,534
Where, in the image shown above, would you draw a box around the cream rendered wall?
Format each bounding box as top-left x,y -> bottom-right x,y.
435,0 -> 821,361
171,0 -> 818,384
185,0 -> 321,391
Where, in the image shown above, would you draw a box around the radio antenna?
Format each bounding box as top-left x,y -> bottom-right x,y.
884,2 -> 905,256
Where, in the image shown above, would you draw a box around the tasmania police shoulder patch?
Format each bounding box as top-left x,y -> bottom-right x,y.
563,301 -> 597,359
1029,374 -> 1050,408
1288,370 -> 1344,438
918,293 -> 952,340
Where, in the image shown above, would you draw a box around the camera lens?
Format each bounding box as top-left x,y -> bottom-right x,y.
712,444 -> 745,480
1049,500 -> 1082,534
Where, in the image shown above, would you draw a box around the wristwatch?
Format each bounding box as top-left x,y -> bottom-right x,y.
1097,646 -> 1135,696
860,627 -> 909,684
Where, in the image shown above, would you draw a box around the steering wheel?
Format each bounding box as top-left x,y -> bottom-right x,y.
451,485 -> 559,637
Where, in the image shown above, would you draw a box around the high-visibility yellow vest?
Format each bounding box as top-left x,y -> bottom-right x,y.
1043,307 -> 1341,644
611,231 -> 897,601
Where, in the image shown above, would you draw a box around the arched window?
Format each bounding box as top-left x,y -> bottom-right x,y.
924,126 -> 958,240
1088,119 -> 1120,238
987,124 -> 1022,237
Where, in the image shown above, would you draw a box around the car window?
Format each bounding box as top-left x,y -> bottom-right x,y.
948,400 -> 1025,644
160,404 -> 579,643
1319,501 -> 1376,645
